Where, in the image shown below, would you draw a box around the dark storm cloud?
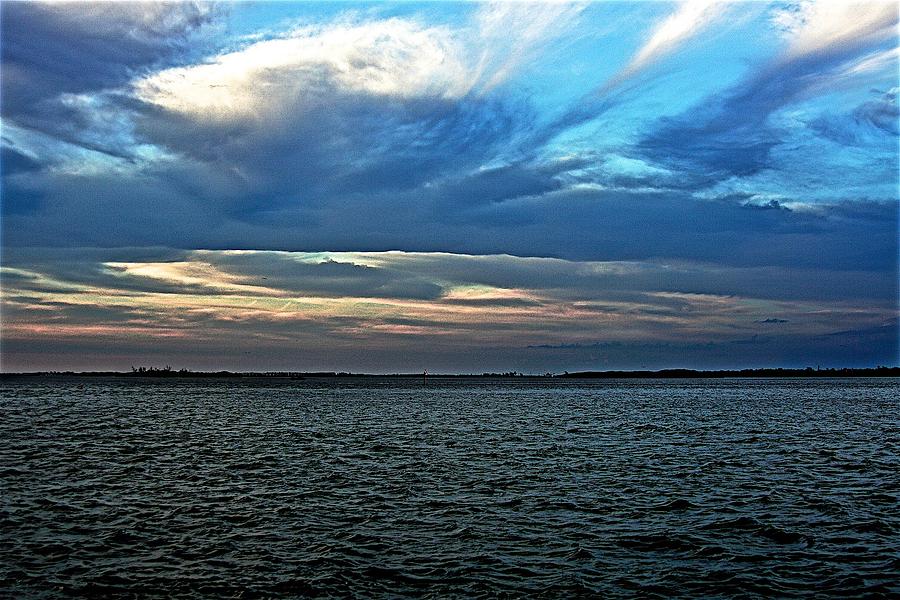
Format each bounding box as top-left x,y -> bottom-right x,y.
0,0 -> 221,227
0,146 -> 41,175
0,148 -> 44,214
377,249 -> 897,304
200,252 -> 444,300
4,168 -> 898,278
132,86 -> 537,220
1,1 -> 215,114
443,297 -> 543,308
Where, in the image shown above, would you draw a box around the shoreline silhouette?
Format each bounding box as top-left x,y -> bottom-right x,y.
2,366 -> 898,379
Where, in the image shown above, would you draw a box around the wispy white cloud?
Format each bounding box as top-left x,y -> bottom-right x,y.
471,1 -> 586,92
607,0 -> 728,88
837,46 -> 900,78
773,0 -> 898,60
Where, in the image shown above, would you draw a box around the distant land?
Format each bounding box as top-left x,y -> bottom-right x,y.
1,366 -> 898,379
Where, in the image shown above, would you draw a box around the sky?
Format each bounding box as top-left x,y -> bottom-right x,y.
1,0 -> 898,373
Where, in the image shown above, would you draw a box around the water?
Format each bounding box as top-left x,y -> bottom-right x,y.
1,377 -> 898,598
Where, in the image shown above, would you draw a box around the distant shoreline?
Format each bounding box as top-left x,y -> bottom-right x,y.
2,367 -> 898,379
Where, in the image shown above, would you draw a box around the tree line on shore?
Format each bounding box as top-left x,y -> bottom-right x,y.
4,366 -> 898,378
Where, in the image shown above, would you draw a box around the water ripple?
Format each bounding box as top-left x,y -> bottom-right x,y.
1,376 -> 898,597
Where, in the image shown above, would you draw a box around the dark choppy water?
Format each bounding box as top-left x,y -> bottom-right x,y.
1,377 -> 898,598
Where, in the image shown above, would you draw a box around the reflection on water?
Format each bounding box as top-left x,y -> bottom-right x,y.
2,377 -> 898,597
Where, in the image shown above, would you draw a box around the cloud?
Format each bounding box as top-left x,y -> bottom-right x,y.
104,15 -> 560,218
127,90 -> 535,220
0,2 -> 587,199
120,6 -> 594,208
3,248 -> 896,372
0,146 -> 41,176
134,18 -> 472,122
1,3 -> 897,374
611,0 -> 727,87
3,9 -> 897,277
8,2 -> 892,233
134,4 -> 587,121
471,1 -> 586,91
775,1 -> 897,60
0,1 -> 218,183
521,327 -> 898,371
851,88 -> 899,135
523,0 -> 735,146
809,88 -> 899,145
190,251 -> 445,300
635,1 -> 899,183
4,153 -> 898,276
834,46 -> 899,78
1,1 -> 215,121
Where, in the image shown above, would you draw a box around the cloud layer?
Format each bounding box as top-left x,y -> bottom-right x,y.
3,249 -> 895,372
